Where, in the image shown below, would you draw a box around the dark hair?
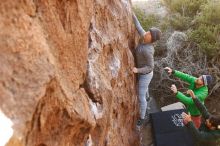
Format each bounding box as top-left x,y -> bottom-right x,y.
209,115 -> 220,129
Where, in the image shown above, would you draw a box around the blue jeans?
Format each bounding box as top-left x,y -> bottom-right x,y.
138,71 -> 153,119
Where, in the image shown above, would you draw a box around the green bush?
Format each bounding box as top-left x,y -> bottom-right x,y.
189,1 -> 220,57
162,0 -> 207,30
196,0 -> 220,25
189,24 -> 220,57
133,7 -> 159,31
162,0 -> 207,17
168,13 -> 192,31
162,0 -> 220,58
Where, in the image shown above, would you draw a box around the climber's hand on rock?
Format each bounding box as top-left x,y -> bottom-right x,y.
133,67 -> 138,73
132,11 -> 136,18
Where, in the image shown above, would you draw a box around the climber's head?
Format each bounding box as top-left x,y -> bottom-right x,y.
144,27 -> 161,43
195,75 -> 213,88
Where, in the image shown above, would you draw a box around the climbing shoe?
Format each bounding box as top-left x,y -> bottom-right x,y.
146,97 -> 152,102
136,118 -> 144,130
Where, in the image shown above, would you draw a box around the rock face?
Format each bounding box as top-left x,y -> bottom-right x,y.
0,0 -> 139,146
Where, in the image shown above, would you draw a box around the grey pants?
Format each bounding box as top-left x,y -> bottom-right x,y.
138,71 -> 153,119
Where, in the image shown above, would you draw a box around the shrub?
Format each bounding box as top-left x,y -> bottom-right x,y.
189,0 -> 220,57
189,24 -> 220,57
161,0 -> 207,30
162,0 -> 207,17
168,13 -> 192,31
196,0 -> 220,25
162,0 -> 220,57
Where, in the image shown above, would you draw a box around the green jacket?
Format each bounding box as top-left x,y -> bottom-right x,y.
186,98 -> 220,146
173,70 -> 208,116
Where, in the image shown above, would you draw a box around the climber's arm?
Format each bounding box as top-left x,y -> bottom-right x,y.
132,13 -> 146,37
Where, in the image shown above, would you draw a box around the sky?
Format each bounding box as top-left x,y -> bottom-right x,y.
0,110 -> 13,146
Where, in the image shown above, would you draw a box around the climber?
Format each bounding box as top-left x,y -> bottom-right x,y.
182,90 -> 220,146
132,12 -> 161,129
164,67 -> 213,128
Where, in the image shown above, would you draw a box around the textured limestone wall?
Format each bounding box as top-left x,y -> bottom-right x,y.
0,0 -> 138,146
